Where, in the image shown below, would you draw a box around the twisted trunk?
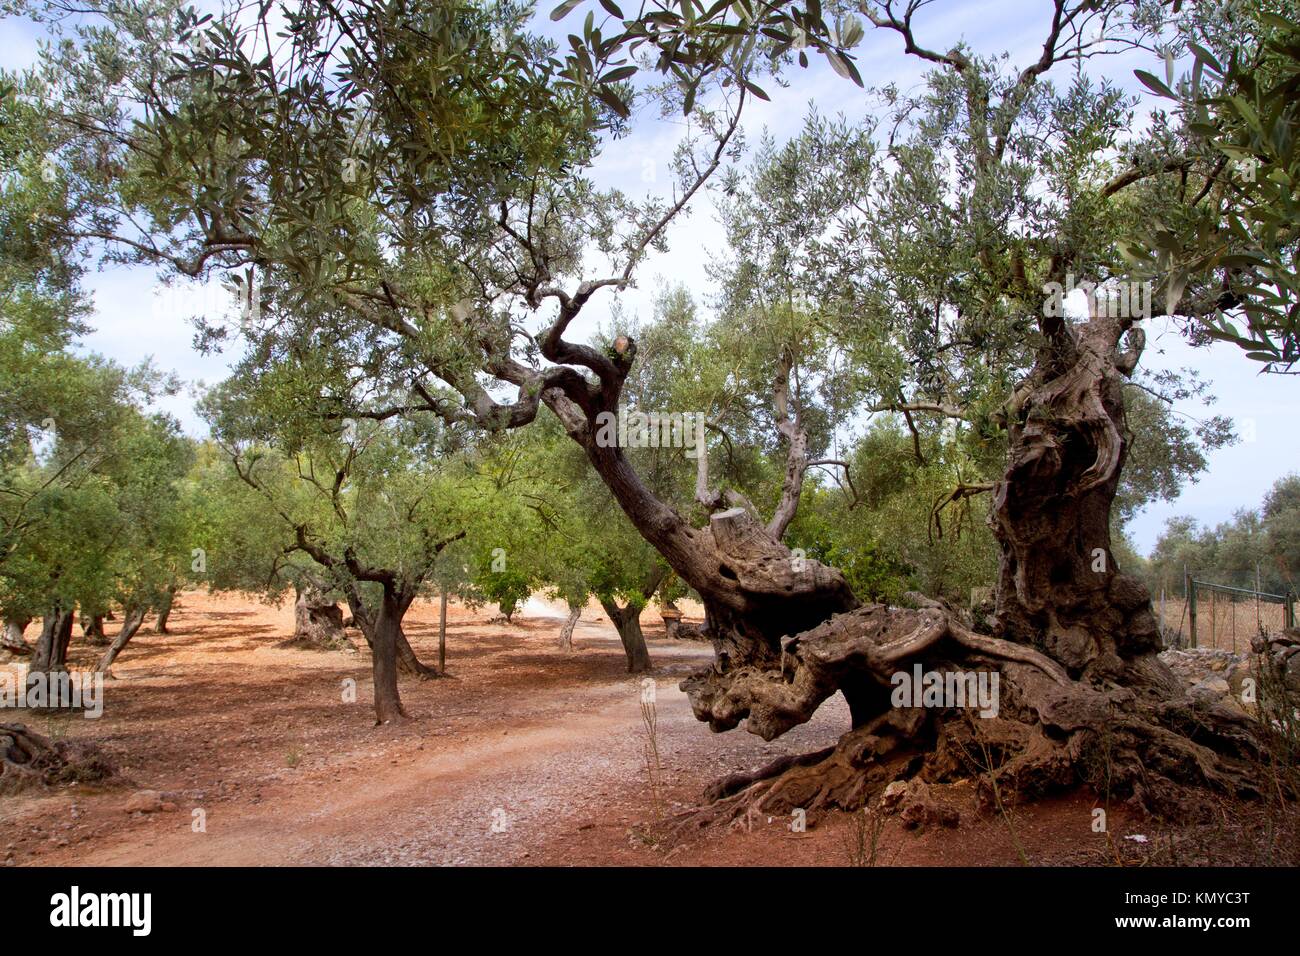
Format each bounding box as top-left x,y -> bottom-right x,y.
557,602 -> 581,652
991,314 -> 1161,674
555,314 -> 1267,827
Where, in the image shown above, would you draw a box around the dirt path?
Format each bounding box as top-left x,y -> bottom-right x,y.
51,679 -> 649,865
1,594 -> 848,865
3,591 -> 1219,867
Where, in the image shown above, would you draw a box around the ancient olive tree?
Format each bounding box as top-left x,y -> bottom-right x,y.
540,0 -> 1273,818
22,0 -> 1276,810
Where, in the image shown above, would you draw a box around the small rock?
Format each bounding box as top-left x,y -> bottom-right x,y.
896,779 -> 959,830
880,780 -> 908,811
123,790 -> 165,814
1189,675 -> 1231,702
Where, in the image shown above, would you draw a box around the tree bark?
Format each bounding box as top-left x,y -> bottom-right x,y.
558,602 -> 581,652
151,587 -> 176,634
343,584 -> 439,679
29,606 -> 75,676
290,585 -> 349,649
371,586 -> 415,724
1,616 -> 31,656
94,606 -> 149,676
80,613 -> 109,646
991,312 -> 1160,674
599,599 -> 652,673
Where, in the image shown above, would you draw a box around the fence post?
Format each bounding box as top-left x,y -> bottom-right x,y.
1159,586 -> 1166,644
1210,587 -> 1216,650
1186,572 -> 1197,650
1256,563 -> 1263,633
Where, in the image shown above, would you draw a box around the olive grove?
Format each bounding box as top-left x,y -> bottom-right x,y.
2,0 -> 1294,820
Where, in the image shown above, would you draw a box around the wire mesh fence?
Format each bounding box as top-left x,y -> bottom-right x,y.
1156,572 -> 1296,651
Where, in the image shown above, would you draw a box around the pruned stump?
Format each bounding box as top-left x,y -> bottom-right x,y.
288,588 -> 351,650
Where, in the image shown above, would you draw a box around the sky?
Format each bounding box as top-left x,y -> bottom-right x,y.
2,1 -> 1296,555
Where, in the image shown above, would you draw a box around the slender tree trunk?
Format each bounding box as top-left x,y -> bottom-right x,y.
438,586 -> 448,674
152,587 -> 176,634
558,602 -> 581,652
371,587 -> 415,724
95,606 -> 148,676
600,599 -> 652,673
1,616 -> 31,655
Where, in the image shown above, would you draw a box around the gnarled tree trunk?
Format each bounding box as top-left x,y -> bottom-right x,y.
291,586 -> 350,649
599,599 -> 652,673
1,616 -> 31,657
80,613 -> 109,646
553,313 -> 1267,827
991,315 -> 1161,674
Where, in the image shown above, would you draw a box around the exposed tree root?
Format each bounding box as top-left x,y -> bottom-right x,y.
678,603 -> 1272,831
0,723 -> 121,796
397,639 -> 443,680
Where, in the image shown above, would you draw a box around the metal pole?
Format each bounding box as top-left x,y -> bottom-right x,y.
1186,570 -> 1197,649
1201,587 -> 1211,655
1256,563 -> 1263,633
